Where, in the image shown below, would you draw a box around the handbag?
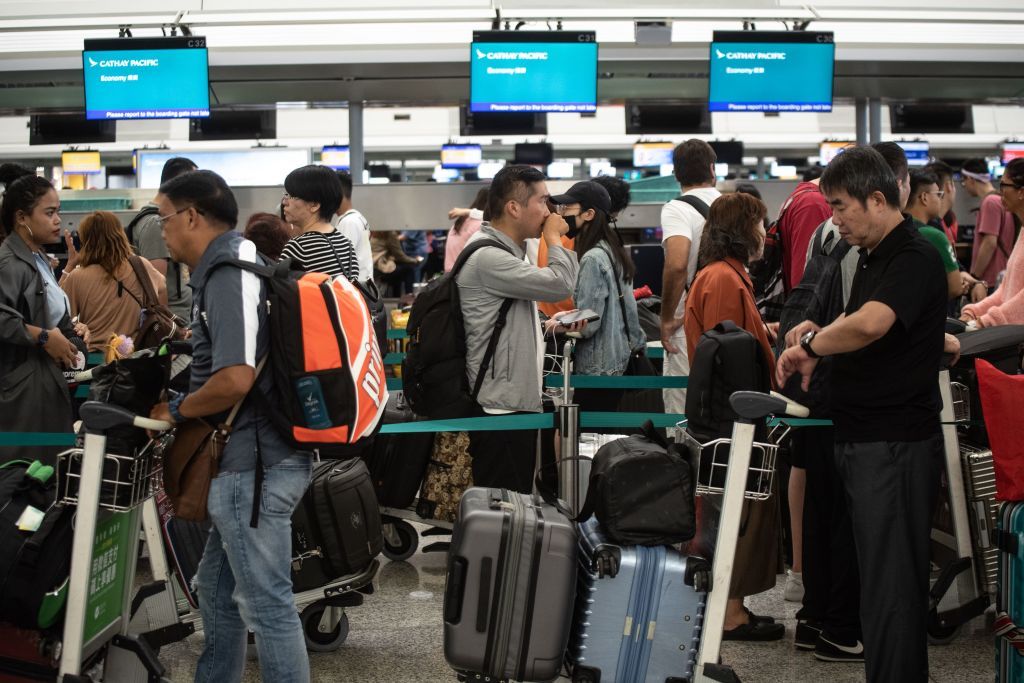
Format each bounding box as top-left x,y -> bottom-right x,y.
162,386 -> 247,522
123,256 -> 186,350
615,288 -> 664,416
977,358 -> 1024,500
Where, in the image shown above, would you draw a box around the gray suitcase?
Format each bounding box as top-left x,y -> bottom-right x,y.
569,517 -> 710,683
960,441 -> 999,595
443,487 -> 578,682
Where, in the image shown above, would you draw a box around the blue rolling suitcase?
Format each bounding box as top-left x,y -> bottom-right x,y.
568,517 -> 710,683
996,501 -> 1024,682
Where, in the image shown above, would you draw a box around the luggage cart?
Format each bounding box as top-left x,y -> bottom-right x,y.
689,390 -> 810,683
926,364 -> 993,644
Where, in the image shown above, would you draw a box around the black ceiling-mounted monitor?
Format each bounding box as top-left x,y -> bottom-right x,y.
625,103 -> 712,134
189,110 -> 277,141
29,113 -> 116,145
460,107 -> 547,136
513,143 -> 554,166
890,104 -> 974,134
709,141 -> 744,165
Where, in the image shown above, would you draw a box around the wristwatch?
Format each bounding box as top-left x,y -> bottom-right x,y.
168,394 -> 187,424
800,330 -> 821,359
36,329 -> 49,347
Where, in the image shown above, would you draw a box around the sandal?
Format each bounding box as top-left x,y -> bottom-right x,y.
744,607 -> 776,624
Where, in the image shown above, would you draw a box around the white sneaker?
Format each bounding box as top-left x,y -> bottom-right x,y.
784,569 -> 804,602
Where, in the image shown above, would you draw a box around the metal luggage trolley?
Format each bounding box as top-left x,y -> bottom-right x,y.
54,400 -> 174,682
690,390 -> 810,683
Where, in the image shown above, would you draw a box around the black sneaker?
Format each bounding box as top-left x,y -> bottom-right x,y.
795,620 -> 823,651
814,633 -> 865,663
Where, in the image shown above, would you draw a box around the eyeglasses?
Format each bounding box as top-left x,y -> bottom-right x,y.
157,206 -> 192,225
1000,182 -> 1021,191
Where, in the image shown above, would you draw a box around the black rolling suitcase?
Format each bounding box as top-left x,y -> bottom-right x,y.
951,325 -> 1024,445
291,458 -> 383,592
443,488 -> 577,682
363,431 -> 434,509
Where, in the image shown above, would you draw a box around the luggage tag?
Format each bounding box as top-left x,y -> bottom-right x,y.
16,505 -> 45,532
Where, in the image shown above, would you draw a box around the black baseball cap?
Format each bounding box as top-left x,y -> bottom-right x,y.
549,181 -> 612,215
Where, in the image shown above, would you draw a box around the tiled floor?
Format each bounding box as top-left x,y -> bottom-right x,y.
158,525 -> 995,682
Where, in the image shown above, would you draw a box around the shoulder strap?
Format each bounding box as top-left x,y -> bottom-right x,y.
674,195 -> 710,219
450,237 -> 512,278
127,255 -> 159,308
125,205 -> 159,237
205,257 -> 280,280
316,231 -> 350,276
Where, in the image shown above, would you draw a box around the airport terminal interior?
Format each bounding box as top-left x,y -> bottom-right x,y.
0,0 -> 1022,681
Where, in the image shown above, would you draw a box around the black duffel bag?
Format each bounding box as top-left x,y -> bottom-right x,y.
540,421 -> 695,546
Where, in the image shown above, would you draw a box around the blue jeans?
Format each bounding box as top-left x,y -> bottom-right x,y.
194,453 -> 313,683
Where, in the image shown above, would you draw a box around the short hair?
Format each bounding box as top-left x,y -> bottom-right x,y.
159,170 -> 239,230
672,139 -> 716,188
733,182 -> 762,201
909,169 -> 940,204
1,174 -> 53,242
0,163 -> 33,189
871,142 -> 909,184
802,166 -> 824,182
820,146 -> 901,209
925,159 -> 955,186
487,165 -> 546,220
244,212 -> 292,261
285,165 -> 342,222
962,157 -> 990,177
336,170 -> 353,201
160,157 -> 197,185
1004,158 -> 1024,189
78,211 -> 132,277
592,175 -> 631,216
696,192 -> 767,268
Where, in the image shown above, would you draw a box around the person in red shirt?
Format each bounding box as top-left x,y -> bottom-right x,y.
778,167 -> 834,293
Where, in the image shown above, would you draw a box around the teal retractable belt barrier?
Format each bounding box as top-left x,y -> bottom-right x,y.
542,375 -> 687,389
646,346 -> 664,359
0,433 -> 77,447
767,417 -> 833,427
379,413 -> 554,434
87,352 -> 104,366
383,352 -> 404,365
386,378 -> 403,391
386,329 -> 409,340
580,412 -> 686,429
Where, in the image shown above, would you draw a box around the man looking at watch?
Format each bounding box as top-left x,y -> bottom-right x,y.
778,146 -> 947,683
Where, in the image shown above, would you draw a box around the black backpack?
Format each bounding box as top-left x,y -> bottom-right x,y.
749,186 -> 820,322
0,460 -> 74,629
685,320 -> 771,440
125,205 -> 159,249
402,239 -> 514,419
776,223 -> 852,418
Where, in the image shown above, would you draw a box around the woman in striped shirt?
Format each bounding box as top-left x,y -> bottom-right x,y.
280,165 -> 358,281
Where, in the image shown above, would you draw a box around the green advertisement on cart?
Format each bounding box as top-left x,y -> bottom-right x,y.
83,511 -> 135,643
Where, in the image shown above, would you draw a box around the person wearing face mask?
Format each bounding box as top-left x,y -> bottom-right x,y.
548,181 -> 646,412
0,172 -> 90,464
684,191 -> 785,642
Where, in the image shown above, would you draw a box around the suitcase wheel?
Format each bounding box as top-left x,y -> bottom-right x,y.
300,601 -> 350,652
926,620 -> 961,646
572,666 -> 599,683
382,519 -> 419,562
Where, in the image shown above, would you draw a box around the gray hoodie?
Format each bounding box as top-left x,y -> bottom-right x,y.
457,224 -> 579,413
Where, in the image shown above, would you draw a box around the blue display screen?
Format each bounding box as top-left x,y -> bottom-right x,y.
897,141 -> 930,167
708,31 -> 834,113
470,31 -> 597,113
83,37 -> 210,120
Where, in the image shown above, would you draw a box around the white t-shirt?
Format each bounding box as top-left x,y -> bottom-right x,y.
334,209 -> 373,281
660,186 -> 722,320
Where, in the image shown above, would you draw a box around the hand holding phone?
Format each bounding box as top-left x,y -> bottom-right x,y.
557,308 -> 600,325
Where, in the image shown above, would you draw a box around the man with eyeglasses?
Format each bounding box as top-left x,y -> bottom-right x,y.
907,169 -> 966,300
960,158 -> 1016,291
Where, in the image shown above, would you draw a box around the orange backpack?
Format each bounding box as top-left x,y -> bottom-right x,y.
210,259 -> 387,454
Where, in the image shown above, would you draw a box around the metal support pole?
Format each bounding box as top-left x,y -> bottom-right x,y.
559,403 -> 581,516
348,102 -> 365,185
869,98 -> 882,145
855,98 -> 868,147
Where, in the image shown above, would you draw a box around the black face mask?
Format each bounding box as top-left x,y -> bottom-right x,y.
564,214 -> 580,239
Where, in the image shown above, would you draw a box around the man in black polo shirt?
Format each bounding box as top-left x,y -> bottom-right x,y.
778,146 -> 946,683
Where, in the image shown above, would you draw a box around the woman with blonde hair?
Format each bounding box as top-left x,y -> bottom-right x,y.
61,210 -> 167,352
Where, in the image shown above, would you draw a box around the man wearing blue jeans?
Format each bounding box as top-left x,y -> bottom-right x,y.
150,170 -> 312,682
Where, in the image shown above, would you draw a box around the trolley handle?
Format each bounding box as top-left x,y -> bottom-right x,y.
728,390 -> 810,420
79,401 -> 172,434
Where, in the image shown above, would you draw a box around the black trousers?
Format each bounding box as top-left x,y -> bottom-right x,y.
467,410 -> 539,494
795,426 -> 861,641
835,435 -> 943,683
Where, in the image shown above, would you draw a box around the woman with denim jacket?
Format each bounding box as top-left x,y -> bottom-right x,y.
549,181 -> 645,412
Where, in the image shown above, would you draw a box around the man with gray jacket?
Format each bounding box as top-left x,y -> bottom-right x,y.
457,165 -> 581,492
